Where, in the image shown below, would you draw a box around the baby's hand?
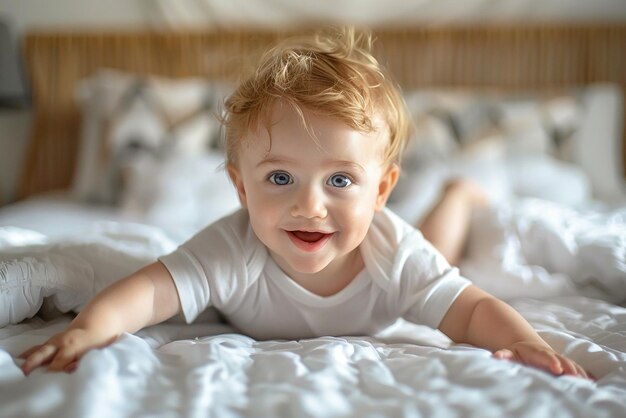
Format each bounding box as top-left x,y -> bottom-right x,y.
493,341 -> 594,380
18,328 -> 117,375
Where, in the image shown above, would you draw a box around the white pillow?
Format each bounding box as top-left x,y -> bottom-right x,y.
498,98 -> 555,156
569,84 -> 625,202
94,87 -> 170,205
506,154 -> 592,207
397,87 -> 623,210
73,70 -> 135,202
401,114 -> 458,171
390,135 -> 512,226
119,152 -> 241,240
73,69 -> 230,205
402,88 -> 589,158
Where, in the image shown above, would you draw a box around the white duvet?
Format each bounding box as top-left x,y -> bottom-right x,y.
1,198 -> 626,418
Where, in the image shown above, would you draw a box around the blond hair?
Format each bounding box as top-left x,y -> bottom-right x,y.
223,27 -> 410,166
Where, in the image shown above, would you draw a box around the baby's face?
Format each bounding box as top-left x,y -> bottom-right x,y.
228,101 -> 398,278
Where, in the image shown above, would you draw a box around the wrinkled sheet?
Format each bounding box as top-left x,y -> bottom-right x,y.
1,199 -> 626,418
460,198 -> 626,304
1,297 -> 625,418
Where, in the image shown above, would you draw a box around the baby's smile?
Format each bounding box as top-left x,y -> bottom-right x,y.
286,230 -> 334,252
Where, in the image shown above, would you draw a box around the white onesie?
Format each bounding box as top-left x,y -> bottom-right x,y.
159,208 -> 471,340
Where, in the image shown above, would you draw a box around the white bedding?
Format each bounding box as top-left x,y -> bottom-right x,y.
1,297 -> 625,417
1,197 -> 626,418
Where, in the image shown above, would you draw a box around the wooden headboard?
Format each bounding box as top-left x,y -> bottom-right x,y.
20,25 -> 626,199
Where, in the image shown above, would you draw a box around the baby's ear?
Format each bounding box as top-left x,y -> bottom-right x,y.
227,164 -> 248,207
375,164 -> 399,211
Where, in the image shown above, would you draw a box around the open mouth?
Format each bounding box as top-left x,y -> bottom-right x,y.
292,231 -> 327,242
286,230 -> 333,252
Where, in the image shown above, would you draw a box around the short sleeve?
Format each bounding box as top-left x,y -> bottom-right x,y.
159,209 -> 266,323
397,233 -> 471,329
159,247 -> 210,324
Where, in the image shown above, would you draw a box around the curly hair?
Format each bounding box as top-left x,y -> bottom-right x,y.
223,27 -> 411,167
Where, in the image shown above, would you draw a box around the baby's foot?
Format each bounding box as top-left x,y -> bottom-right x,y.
444,178 -> 490,209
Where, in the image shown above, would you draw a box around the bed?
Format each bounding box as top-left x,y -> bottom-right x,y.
1,25 -> 626,418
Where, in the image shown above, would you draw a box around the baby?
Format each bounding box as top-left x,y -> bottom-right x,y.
19,28 -> 590,379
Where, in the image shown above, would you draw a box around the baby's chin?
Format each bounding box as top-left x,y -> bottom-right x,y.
269,249 -> 333,276
290,260 -> 333,275
284,257 -> 331,275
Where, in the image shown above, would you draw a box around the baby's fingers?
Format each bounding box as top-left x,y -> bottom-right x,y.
576,363 -> 595,381
64,360 -> 79,373
507,345 -> 561,375
18,344 -> 47,359
47,346 -> 79,373
494,346 -> 563,375
556,355 -> 594,380
535,351 -> 564,376
21,344 -> 58,375
493,349 -> 514,360
494,344 -> 595,380
557,355 -> 578,376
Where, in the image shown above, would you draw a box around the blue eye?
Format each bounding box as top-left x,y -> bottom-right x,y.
269,171 -> 293,186
327,174 -> 352,188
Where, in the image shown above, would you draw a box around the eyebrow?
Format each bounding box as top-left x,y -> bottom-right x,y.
256,156 -> 292,168
257,156 -> 366,174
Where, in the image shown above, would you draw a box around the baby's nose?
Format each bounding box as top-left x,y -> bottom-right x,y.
291,185 -> 328,219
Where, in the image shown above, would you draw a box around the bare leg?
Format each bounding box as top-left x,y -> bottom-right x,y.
418,178 -> 489,266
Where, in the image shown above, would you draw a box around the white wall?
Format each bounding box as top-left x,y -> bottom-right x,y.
4,0 -> 626,33
0,0 -> 153,33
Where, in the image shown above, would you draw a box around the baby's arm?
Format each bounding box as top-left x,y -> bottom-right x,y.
19,261 -> 180,375
438,285 -> 592,379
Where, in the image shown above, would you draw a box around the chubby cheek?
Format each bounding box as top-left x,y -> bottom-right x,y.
334,197 -> 376,240
245,188 -> 285,241
247,187 -> 283,217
